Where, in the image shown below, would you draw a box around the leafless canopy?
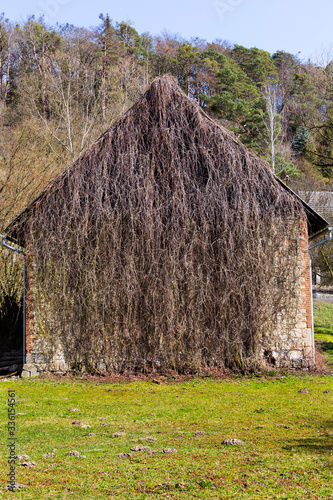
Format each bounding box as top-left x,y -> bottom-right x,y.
10,76 -> 305,373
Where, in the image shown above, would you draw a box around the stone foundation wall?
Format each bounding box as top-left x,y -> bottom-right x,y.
21,261 -> 69,378
260,217 -> 314,369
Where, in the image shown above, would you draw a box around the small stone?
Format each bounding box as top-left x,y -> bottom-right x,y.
81,424 -> 91,429
65,450 -> 80,457
80,455 -> 86,458
72,420 -> 82,426
276,424 -> 291,429
87,433 -> 97,436
323,390 -> 331,394
113,432 -> 126,437
298,388 -> 309,393
193,431 -> 206,436
162,448 -> 177,454
142,436 -> 156,442
130,445 -> 151,452
100,422 -> 110,426
256,425 -> 266,429
17,454 -> 30,461
42,453 -> 55,458
175,483 -> 187,490
4,482 -> 25,490
69,408 -> 79,412
149,413 -> 156,416
222,439 -> 244,446
118,453 -> 132,458
20,461 -> 36,468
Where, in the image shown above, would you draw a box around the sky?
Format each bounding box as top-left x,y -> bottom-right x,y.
2,0 -> 333,64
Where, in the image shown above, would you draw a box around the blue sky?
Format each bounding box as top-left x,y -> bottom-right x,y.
3,0 -> 333,63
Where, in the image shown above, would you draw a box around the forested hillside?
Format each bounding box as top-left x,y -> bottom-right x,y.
1,13 -> 333,229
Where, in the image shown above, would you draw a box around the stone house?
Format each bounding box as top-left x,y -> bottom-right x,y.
2,76 -> 329,376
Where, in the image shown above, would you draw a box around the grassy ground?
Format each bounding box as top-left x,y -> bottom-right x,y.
314,300 -> 333,366
0,301 -> 332,500
1,374 -> 333,499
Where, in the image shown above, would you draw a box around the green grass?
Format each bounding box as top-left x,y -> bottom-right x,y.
314,300 -> 333,366
0,301 -> 332,499
1,374 -> 333,499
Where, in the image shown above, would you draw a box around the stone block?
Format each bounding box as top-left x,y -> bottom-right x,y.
292,359 -> 302,368
303,347 -> 313,357
59,362 -> 69,372
289,350 -> 302,360
21,363 -> 39,378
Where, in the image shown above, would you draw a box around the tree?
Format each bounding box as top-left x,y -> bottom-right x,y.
231,45 -> 277,89
203,51 -> 265,150
260,84 -> 283,174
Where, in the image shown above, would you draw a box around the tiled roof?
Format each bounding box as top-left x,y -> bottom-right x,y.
298,191 -> 333,224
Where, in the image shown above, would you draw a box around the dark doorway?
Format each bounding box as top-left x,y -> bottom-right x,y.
0,295 -> 23,374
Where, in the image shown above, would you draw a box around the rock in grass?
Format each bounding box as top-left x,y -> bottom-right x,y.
17,454 -> 30,461
69,408 -> 79,412
130,445 -> 151,452
193,431 -> 206,436
175,483 -> 187,489
118,453 -> 132,459
87,432 -> 97,436
113,432 -> 126,437
298,388 -> 309,393
142,436 -> 156,442
323,390 -> 331,394
162,448 -> 177,454
100,422 -> 110,426
20,461 -> 36,468
71,420 -> 82,426
222,439 -> 244,446
65,450 -> 80,457
42,453 -> 55,458
4,482 -> 25,490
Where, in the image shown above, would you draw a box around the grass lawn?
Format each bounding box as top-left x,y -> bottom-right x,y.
1,374 -> 333,500
314,300 -> 333,366
0,301 -> 332,499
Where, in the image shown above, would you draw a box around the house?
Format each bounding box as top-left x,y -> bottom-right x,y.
2,76 -> 329,376
296,190 -> 333,289
297,191 -> 333,225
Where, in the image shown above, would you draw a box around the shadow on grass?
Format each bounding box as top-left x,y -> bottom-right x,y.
316,340 -> 333,366
283,420 -> 333,455
284,436 -> 333,455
